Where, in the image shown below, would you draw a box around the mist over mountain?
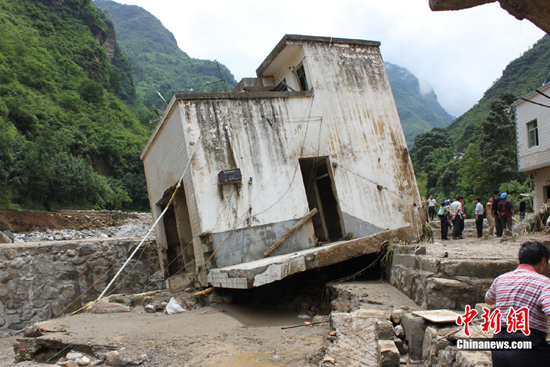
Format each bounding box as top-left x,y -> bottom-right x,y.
385,62 -> 455,147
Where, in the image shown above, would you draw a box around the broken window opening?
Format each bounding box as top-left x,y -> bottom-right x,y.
299,157 -> 343,243
295,65 -> 309,91
273,78 -> 289,91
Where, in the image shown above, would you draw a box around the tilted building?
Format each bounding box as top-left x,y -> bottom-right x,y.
141,35 -> 424,288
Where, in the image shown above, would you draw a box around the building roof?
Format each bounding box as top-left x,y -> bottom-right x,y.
512,82 -> 550,107
256,34 -> 380,77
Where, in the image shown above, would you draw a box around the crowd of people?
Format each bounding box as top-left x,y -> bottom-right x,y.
426,191 -> 528,240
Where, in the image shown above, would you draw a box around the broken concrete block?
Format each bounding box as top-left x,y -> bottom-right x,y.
393,337 -> 406,354
400,313 -> 427,361
378,340 -> 400,367
426,278 -> 472,309
87,299 -> 130,314
422,326 -> 452,365
394,324 -> 404,338
377,320 -> 395,340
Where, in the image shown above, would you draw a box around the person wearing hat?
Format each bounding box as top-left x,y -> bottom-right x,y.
497,192 -> 514,232
439,200 -> 451,240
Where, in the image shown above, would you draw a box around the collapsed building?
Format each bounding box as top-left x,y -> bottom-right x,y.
140,35 -> 424,289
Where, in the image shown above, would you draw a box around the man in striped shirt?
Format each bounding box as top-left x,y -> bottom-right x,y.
485,241 -> 550,366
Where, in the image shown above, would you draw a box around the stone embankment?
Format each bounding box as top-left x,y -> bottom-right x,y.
0,211 -> 161,337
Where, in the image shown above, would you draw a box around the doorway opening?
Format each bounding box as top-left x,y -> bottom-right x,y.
299,157 -> 343,243
158,187 -> 195,277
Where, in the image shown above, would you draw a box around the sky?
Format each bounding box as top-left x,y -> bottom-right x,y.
113,0 -> 545,117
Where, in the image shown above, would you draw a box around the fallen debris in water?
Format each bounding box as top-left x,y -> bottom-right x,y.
281,321 -> 329,330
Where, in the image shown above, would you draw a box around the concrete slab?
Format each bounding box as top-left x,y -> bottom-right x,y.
208,226 -> 413,289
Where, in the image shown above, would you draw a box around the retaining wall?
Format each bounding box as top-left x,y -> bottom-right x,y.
0,238 -> 160,336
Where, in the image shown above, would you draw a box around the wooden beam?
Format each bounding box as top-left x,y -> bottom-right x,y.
263,208 -> 318,257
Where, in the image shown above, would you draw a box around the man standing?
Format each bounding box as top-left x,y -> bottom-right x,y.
498,192 -> 514,232
486,197 -> 495,235
485,241 -> 550,366
450,196 -> 463,239
493,189 -> 503,237
475,198 -> 484,238
519,197 -> 526,221
427,195 -> 436,222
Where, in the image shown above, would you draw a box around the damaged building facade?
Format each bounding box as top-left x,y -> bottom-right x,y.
141,35 -> 424,287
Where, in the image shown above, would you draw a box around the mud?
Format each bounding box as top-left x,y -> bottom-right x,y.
0,210 -> 144,233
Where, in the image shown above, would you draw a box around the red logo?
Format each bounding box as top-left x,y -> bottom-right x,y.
457,306 -> 530,336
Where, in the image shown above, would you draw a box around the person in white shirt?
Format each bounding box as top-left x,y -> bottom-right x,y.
475,197 -> 484,238
427,195 -> 436,222
450,196 -> 463,239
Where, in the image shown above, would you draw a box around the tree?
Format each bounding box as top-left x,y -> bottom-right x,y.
479,93 -> 523,190
410,128 -> 453,173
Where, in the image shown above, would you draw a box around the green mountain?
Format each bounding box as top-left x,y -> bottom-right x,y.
94,0 -> 237,110
385,63 -> 455,147
447,35 -> 550,148
0,0 -> 153,210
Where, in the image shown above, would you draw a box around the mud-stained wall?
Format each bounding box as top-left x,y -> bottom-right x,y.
142,36 -> 424,273
0,238 -> 160,336
301,41 -> 423,239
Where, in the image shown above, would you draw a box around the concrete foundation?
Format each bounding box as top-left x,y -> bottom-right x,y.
208,226 -> 413,289
389,242 -> 519,310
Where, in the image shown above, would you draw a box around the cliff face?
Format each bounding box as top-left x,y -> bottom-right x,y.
95,0 -> 237,110
385,63 -> 454,147
0,0 -> 152,210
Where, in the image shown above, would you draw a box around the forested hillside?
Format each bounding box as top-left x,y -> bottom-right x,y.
447,35 -> 550,148
385,63 -> 454,147
0,0 -> 152,210
411,35 -> 550,213
95,0 -> 237,110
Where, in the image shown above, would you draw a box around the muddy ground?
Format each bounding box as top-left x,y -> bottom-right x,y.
0,210 -> 548,366
2,303 -> 330,367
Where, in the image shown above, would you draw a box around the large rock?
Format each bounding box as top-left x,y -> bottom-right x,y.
0,232 -> 12,243
378,340 -> 399,367
400,313 -> 427,361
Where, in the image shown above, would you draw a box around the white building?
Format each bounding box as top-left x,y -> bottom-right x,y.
514,82 -> 550,210
141,35 -> 424,287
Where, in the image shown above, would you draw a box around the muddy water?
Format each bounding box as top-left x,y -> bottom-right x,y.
210,304 -> 324,366
213,303 -> 315,327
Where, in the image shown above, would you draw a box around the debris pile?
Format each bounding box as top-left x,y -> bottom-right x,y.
0,214 -> 152,243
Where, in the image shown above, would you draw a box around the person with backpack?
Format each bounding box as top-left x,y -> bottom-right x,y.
497,192 -> 514,232
439,200 -> 451,240
493,189 -> 503,237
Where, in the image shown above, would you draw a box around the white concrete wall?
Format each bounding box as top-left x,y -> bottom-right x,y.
533,166 -> 550,211
302,41 -> 422,235
515,84 -> 550,212
516,85 -> 550,173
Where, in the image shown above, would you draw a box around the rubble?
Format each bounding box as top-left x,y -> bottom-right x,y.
7,215 -> 152,243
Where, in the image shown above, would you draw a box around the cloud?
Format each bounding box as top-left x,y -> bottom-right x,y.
113,0 -> 545,116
